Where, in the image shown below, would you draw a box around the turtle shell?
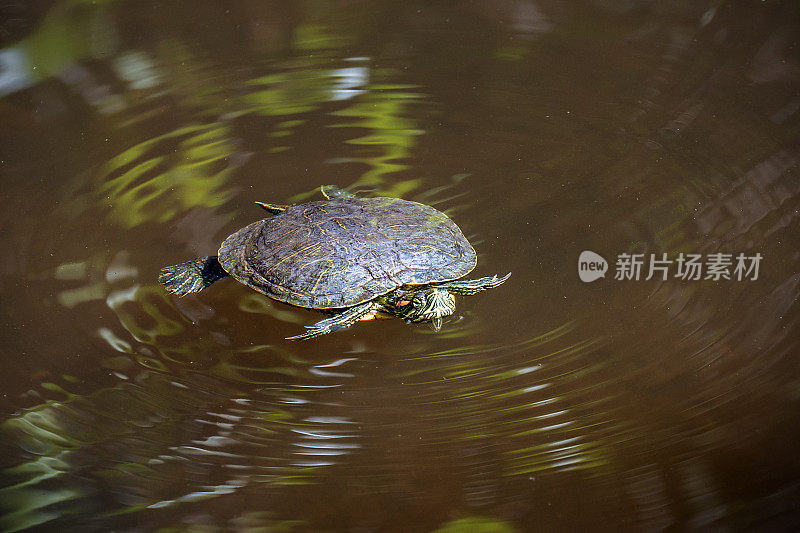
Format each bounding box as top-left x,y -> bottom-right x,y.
217,196 -> 477,309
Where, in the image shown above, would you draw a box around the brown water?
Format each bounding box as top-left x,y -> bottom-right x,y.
1,1 -> 800,531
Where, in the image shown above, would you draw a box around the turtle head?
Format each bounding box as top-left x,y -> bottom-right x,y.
392,288 -> 455,330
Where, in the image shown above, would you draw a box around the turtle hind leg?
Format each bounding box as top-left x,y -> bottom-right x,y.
286,301 -> 377,340
158,255 -> 229,297
436,273 -> 511,295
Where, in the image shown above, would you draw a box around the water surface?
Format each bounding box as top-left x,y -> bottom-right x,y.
1,1 -> 799,531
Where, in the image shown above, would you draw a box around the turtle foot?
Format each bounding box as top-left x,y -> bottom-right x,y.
158,256 -> 229,296
436,273 -> 511,295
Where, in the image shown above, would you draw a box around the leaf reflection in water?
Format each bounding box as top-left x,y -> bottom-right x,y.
96,123 -> 238,229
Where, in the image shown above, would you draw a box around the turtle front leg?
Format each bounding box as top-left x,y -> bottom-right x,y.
435,273 -> 511,295
286,301 -> 378,340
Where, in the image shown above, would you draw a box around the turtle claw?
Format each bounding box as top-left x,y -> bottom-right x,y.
284,322 -> 335,341
435,272 -> 511,295
255,201 -> 287,214
285,328 -> 328,341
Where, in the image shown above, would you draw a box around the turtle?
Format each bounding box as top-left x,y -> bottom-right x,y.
158,186 -> 510,340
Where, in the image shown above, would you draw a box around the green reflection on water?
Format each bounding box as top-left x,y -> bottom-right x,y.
243,68 -> 341,117
3,0 -> 117,88
331,83 -> 427,195
97,123 -> 237,228
294,23 -> 349,51
434,516 -> 518,533
7,0 -> 432,226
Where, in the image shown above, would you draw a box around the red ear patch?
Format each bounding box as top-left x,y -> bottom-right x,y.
397,300 -> 411,307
